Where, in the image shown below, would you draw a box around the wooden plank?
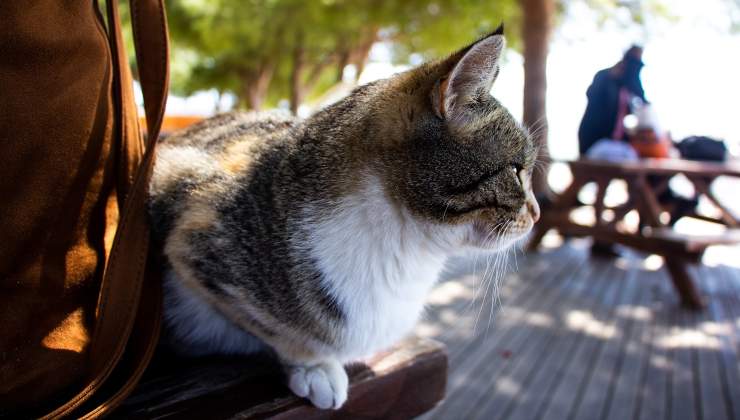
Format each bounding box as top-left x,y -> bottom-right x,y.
427,248 -> 592,420
502,260 -> 620,420
718,265 -> 740,342
419,250 -> 577,420
650,228 -> 740,252
603,266 -> 655,420
550,222 -> 705,259
444,247 -> 581,368
430,251 -> 568,386
570,265 -> 641,420
569,158 -> 740,179
419,246 -> 576,369
669,304 -> 700,420
480,258 -> 623,420
532,262 -> 625,420
636,269 -> 674,420
466,257 -> 616,420
444,248 -> 573,360
714,266 -> 740,419
421,242 -> 740,420
115,338 -> 446,420
694,265 -> 731,420
418,247 -> 579,420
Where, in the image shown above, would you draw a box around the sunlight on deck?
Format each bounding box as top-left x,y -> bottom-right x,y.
416,240 -> 740,420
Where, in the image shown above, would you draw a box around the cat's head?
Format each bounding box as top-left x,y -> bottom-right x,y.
366,27 -> 540,252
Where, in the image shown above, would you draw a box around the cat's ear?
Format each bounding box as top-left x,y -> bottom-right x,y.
434,26 -> 505,125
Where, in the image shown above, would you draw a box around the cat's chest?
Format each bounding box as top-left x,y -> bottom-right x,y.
299,174 -> 454,361
331,257 -> 444,361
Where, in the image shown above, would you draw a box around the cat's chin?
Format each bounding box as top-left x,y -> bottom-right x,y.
464,219 -> 533,251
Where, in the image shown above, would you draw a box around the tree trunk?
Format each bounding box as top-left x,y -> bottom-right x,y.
350,30 -> 377,82
290,40 -> 306,115
243,62 -> 274,111
336,48 -> 350,83
521,0 -> 555,200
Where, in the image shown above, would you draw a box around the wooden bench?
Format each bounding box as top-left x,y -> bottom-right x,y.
528,158 -> 740,310
114,337 -> 447,419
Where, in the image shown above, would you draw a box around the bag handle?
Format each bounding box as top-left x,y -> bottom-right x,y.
41,0 -> 169,418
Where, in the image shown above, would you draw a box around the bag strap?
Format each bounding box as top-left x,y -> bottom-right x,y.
41,0 -> 169,418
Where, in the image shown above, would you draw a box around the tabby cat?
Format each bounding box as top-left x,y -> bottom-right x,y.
149,27 -> 539,409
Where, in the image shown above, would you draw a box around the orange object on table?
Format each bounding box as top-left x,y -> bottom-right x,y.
630,128 -> 671,158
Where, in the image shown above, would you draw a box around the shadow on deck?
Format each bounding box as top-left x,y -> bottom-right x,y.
416,237 -> 740,420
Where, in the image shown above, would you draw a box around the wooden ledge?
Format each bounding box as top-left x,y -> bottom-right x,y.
114,337 -> 447,419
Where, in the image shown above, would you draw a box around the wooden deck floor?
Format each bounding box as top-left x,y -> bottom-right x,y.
415,238 -> 740,420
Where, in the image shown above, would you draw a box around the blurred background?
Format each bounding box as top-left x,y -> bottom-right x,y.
126,0 -> 740,163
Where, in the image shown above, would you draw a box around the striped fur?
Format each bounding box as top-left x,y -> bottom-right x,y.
148,31 -> 539,409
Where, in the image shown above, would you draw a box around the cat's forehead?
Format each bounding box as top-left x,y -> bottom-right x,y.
453,100 -> 531,152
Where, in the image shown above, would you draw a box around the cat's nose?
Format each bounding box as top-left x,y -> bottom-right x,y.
528,198 -> 540,223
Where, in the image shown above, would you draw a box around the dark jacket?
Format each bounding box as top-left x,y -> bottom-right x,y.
578,67 -> 646,155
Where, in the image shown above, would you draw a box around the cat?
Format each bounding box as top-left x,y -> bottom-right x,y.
148,26 -> 539,410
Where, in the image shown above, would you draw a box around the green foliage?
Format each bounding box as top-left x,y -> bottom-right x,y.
118,0 -> 738,111
164,0 -> 522,109
385,0 -> 522,62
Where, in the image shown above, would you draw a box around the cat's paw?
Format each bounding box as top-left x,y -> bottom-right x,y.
287,360 -> 348,409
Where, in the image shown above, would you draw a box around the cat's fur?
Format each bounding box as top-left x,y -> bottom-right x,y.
149,27 -> 539,409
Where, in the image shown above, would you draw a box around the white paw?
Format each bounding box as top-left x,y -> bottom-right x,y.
287,360 -> 348,409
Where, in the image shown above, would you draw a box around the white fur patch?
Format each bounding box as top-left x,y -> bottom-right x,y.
163,270 -> 264,357
298,174 -> 467,361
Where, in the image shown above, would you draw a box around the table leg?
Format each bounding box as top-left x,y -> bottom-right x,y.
629,174 -> 664,228
689,176 -> 739,227
593,178 -> 609,226
526,225 -> 549,251
527,175 -> 588,251
664,258 -> 705,310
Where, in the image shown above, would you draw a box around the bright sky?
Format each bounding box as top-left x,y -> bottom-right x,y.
363,0 -> 740,160
161,0 -> 740,161
539,0 -> 740,160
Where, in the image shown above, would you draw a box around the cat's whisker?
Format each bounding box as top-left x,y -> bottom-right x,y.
472,223 -> 503,333
463,225 -> 497,322
525,115 -> 548,139
472,248 -> 493,333
441,200 -> 451,223
479,222 -> 507,335
486,236 -> 509,336
512,231 -> 520,273
484,225 -> 509,337
465,225 -> 495,313
494,221 -> 512,303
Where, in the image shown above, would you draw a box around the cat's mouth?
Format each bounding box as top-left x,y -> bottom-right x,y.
466,216 -> 533,250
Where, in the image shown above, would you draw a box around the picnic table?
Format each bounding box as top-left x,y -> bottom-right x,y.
528,158 -> 740,310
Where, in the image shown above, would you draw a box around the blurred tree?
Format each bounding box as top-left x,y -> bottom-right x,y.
160,0 -> 694,196
165,0 -> 521,112
521,0 -> 555,200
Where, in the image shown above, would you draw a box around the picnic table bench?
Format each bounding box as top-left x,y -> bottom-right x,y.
116,337 -> 447,419
528,158 -> 740,310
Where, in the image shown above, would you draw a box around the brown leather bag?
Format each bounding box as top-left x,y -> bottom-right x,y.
0,0 -> 168,417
